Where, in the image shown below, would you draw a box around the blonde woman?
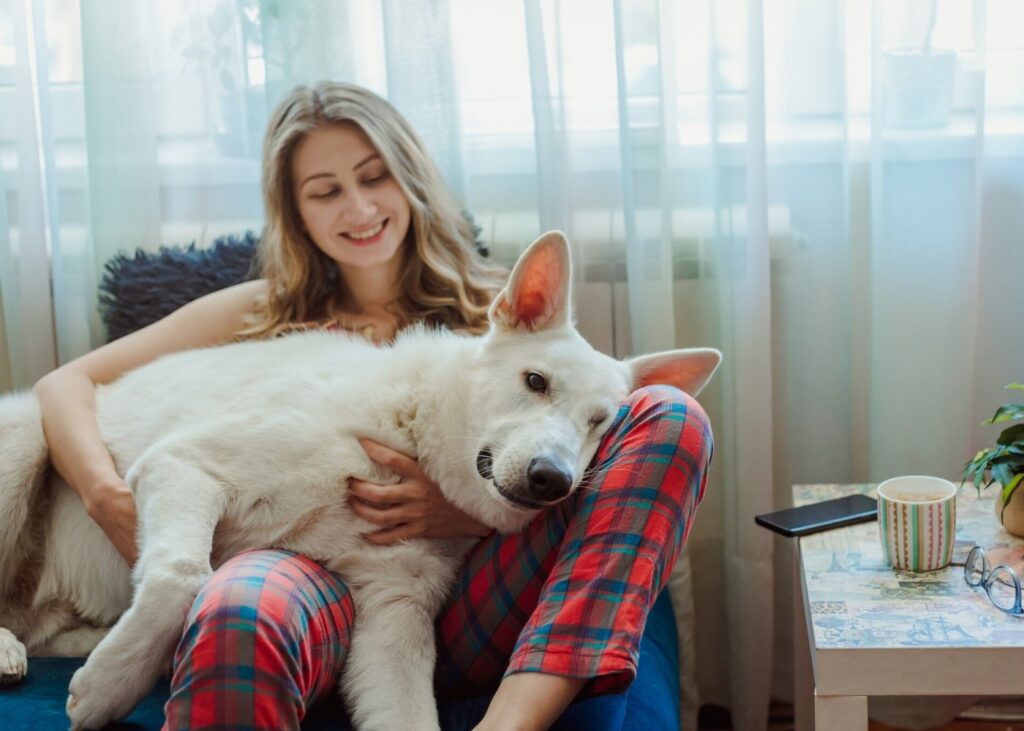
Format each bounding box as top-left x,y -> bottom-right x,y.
34,82 -> 713,730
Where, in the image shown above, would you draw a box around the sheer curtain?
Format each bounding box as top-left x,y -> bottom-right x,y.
3,0 -> 1024,728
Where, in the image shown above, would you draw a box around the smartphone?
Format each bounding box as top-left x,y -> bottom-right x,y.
754,493 -> 878,537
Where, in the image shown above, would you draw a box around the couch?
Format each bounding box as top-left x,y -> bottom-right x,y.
0,234 -> 684,729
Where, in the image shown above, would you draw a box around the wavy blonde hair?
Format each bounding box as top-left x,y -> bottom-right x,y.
239,81 -> 507,339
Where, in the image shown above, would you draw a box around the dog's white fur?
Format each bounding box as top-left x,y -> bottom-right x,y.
0,232 -> 720,730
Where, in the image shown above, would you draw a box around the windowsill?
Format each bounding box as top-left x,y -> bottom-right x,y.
1,110 -> 1022,193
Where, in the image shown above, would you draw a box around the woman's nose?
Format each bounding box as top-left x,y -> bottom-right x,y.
343,190 -> 376,222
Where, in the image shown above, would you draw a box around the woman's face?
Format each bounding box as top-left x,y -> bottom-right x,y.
291,123 -> 412,271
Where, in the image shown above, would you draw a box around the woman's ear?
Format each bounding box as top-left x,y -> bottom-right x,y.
489,231 -> 573,332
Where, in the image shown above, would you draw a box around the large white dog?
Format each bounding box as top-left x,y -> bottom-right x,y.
0,232 -> 720,730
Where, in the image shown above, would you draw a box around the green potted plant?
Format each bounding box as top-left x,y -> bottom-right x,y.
962,383 -> 1024,536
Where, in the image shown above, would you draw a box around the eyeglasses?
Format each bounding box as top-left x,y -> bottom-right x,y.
963,546 -> 1024,617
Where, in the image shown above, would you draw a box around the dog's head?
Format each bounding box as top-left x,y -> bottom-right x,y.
461,231 -> 721,533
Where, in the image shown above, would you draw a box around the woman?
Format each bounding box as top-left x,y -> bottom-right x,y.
34,81 -> 713,731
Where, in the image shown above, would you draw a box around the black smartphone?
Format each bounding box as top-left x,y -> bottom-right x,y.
754,494 -> 878,537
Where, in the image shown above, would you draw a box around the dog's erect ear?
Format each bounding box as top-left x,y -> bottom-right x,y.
489,231 -> 572,332
627,348 -> 722,396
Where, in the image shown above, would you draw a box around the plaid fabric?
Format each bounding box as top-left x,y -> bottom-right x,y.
162,384 -> 712,722
162,550 -> 353,731
434,384 -> 712,697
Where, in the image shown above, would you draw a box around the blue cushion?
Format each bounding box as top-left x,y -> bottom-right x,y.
0,591 -> 679,730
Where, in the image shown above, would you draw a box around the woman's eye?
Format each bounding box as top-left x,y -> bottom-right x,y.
362,172 -> 390,186
525,371 -> 548,393
310,188 -> 339,200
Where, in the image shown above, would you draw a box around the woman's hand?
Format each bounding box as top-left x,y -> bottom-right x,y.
350,439 -> 493,544
84,480 -> 139,567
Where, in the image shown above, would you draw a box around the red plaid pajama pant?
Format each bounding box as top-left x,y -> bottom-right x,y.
162,385 -> 712,730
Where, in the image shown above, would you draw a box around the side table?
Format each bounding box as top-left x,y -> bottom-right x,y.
792,483 -> 1024,731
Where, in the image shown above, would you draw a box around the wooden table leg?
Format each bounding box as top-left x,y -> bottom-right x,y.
814,693 -> 867,731
794,544 -> 814,731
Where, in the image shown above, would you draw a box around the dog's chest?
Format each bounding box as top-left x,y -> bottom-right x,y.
211,488 -> 363,565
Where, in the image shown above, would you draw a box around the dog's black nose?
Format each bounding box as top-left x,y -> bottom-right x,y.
477,448 -> 494,479
527,456 -> 573,502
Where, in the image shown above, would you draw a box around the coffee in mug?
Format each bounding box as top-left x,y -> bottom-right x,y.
877,475 -> 957,571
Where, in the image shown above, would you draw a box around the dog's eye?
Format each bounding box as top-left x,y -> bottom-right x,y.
589,413 -> 609,430
525,371 -> 548,393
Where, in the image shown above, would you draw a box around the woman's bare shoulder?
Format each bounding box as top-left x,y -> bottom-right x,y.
49,279 -> 272,386
223,278 -> 269,307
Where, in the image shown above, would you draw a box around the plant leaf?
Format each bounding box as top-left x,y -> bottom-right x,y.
987,403 -> 1024,424
997,423 -> 1024,446
1002,473 -> 1024,505
964,446 -> 1010,478
993,463 -> 1014,487
990,454 -> 1024,474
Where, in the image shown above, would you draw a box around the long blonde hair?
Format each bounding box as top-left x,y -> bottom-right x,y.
239,81 -> 507,339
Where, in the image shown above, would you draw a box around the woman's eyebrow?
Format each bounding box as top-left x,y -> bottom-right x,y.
354,153 -> 381,170
299,172 -> 334,187
299,154 -> 381,188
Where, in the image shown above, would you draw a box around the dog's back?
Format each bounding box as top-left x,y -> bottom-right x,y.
0,330 -> 454,630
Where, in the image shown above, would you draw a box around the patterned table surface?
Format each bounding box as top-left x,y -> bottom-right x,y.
795,483 -> 1024,650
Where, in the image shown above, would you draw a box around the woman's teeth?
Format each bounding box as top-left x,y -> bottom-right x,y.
347,221 -> 385,240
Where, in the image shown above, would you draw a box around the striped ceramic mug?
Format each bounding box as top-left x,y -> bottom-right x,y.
877,475 -> 958,572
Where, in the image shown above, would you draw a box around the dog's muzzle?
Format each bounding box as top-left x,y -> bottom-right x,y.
476,448 -> 493,479
479,448 -> 575,510
526,456 -> 574,502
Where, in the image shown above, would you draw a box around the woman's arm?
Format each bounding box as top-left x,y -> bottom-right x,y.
35,369 -> 139,562
33,279 -> 268,565
474,673 -> 586,731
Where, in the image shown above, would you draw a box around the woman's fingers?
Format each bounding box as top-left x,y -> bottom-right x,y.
358,439 -> 423,478
348,478 -> 406,505
352,437 -> 489,542
350,495 -> 415,526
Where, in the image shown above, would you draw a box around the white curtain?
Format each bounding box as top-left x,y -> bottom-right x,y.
4,1 -> 1024,728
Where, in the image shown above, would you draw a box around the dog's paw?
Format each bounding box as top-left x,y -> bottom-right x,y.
0,628 -> 27,686
66,662 -> 135,730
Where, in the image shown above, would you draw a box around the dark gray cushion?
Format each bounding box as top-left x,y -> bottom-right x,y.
97,232 -> 260,342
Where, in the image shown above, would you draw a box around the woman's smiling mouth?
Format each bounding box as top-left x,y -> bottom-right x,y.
344,220 -> 387,243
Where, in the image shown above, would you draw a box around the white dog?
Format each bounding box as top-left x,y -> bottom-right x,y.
0,231 -> 720,730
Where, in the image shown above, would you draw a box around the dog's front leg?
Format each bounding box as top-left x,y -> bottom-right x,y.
66,456 -> 223,731
342,586 -> 442,731
0,628 -> 27,685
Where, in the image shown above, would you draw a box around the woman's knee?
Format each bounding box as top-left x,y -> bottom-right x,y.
175,549 -> 354,708
618,385 -> 713,457
189,549 -> 353,651
624,384 -> 710,426
588,384 -> 714,517
190,549 -> 350,620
